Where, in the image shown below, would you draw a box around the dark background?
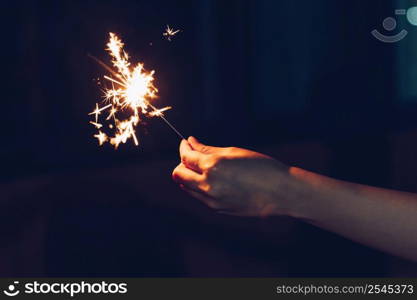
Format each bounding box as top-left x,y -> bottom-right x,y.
3,0 -> 417,276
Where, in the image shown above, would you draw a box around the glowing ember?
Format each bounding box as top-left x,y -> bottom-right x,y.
163,25 -> 180,41
89,32 -> 171,148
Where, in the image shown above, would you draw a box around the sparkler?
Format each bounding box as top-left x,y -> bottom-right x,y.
89,32 -> 185,148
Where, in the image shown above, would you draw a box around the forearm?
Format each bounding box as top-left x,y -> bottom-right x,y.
284,167 -> 417,262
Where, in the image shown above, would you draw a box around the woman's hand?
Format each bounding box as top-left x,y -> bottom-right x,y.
173,137 -> 417,261
172,137 -> 290,217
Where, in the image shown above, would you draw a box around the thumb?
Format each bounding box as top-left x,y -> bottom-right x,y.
187,136 -> 215,153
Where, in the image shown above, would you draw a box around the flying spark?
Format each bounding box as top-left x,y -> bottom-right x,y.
94,131 -> 108,145
163,25 -> 180,41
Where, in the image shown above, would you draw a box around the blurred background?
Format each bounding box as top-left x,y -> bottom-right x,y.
3,0 -> 417,276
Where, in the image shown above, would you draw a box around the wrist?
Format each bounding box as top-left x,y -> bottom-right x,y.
271,166 -> 315,220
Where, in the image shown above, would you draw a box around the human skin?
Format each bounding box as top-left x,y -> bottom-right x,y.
172,136 -> 417,262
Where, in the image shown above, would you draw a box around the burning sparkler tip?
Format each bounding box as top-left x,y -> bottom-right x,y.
89,32 -> 172,148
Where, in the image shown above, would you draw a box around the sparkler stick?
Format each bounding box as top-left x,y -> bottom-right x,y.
89,32 -> 185,148
148,103 -> 185,140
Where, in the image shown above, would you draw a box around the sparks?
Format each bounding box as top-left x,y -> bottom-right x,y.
163,25 -> 180,41
89,32 -> 171,148
89,121 -> 103,129
94,131 -> 108,145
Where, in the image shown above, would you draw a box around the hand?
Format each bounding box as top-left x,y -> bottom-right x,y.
172,137 -> 290,217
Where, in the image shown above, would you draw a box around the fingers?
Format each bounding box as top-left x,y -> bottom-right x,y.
179,139 -> 205,173
172,163 -> 203,190
180,186 -> 213,204
181,185 -> 245,216
187,136 -> 216,154
180,186 -> 226,211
